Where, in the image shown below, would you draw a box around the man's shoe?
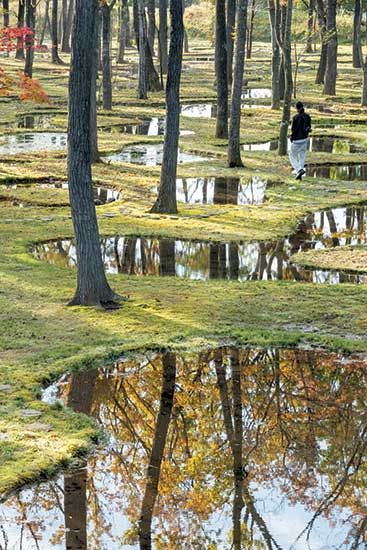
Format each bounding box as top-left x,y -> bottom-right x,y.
295,169 -> 306,180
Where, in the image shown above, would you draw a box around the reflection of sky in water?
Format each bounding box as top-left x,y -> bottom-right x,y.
0,132 -> 67,154
108,143 -> 206,165
241,87 -> 272,100
175,176 -> 267,205
181,103 -> 215,118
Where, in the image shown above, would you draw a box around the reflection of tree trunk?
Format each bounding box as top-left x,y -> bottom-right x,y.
231,349 -> 244,550
139,352 -> 176,549
159,239 -> 176,276
229,243 -> 239,279
209,243 -> 220,278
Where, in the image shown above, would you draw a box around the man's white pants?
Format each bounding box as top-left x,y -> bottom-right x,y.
289,138 -> 308,173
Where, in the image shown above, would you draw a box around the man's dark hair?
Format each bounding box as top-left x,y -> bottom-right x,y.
296,101 -> 304,111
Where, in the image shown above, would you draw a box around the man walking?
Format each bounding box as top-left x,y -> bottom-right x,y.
289,101 -> 312,180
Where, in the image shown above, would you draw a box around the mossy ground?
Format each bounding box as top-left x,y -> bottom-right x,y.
1,41 -> 367,498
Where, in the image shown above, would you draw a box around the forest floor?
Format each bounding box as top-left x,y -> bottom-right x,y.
1,41 -> 367,497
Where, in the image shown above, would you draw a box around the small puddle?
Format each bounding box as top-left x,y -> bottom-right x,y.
1,347 -> 366,549
243,137 -> 366,153
107,143 -> 207,165
174,176 -> 269,204
30,205 -> 367,283
15,114 -> 56,129
102,117 -> 166,136
0,182 -> 120,205
181,103 -> 216,118
0,132 -> 67,155
241,87 -> 272,100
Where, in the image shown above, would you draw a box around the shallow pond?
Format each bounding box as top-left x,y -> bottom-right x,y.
31,205 -> 367,283
102,117 -> 166,136
1,347 -> 366,549
174,176 -> 270,205
0,132 -> 67,155
307,163 -> 367,180
107,143 -> 207,165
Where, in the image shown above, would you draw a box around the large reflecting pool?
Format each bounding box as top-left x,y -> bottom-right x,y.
1,347 -> 367,549
0,132 -> 67,155
31,205 -> 367,283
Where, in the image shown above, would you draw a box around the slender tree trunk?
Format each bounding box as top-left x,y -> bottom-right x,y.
39,0 -> 50,45
51,0 -> 63,63
268,0 -> 280,108
151,0 -> 184,213
323,0 -> 337,95
137,0 -> 148,98
24,0 -> 35,78
147,0 -> 155,56
61,0 -> 74,52
183,0 -> 189,52
278,3 -> 287,100
228,0 -> 248,167
134,0 -> 162,92
2,0 -> 9,27
138,352 -> 176,549
90,10 -> 100,162
215,0 -> 228,138
315,0 -> 327,83
362,57 -> 367,106
278,0 -> 293,156
16,0 -> 25,60
227,0 -> 236,84
246,0 -> 256,59
306,0 -> 315,53
159,0 -> 168,73
117,0 -> 129,63
353,0 -> 362,68
68,0 -> 118,307
101,3 -> 114,110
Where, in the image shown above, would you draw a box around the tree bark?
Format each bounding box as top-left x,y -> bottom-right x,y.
51,0 -> 63,63
117,0 -> 129,63
159,0 -> 168,73
90,8 -> 100,162
228,0 -> 248,167
278,0 -> 293,156
151,0 -> 184,214
268,0 -> 281,108
227,0 -> 236,84
147,0 -> 155,56
101,1 -> 116,110
134,0 -> 162,92
215,0 -> 228,138
2,0 -> 9,27
16,0 -> 25,60
138,352 -> 176,549
24,0 -> 35,78
315,0 -> 327,83
39,0 -> 50,45
306,0 -> 315,53
362,57 -> 367,106
353,0 -> 362,68
323,0 -> 337,95
68,0 -> 118,307
246,0 -> 256,59
137,0 -> 148,99
61,0 -> 74,52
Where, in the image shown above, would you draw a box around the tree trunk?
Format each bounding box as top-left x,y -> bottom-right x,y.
137,0 -> 148,99
159,0 -> 168,73
90,8 -> 100,162
268,0 -> 280,109
2,0 -> 9,27
102,3 -> 113,110
134,0 -> 162,92
39,0 -> 50,45
228,0 -> 248,167
183,0 -> 189,52
246,0 -> 256,59
51,0 -> 63,63
278,0 -> 293,156
362,58 -> 367,106
147,0 -> 155,56
231,351 -> 244,550
306,0 -> 315,53
16,0 -> 25,60
151,0 -> 184,214
117,0 -> 128,63
68,0 -> 118,307
353,0 -> 362,68
138,352 -> 176,549
62,0 -> 74,52
323,0 -> 337,95
215,0 -> 228,138
315,0 -> 327,83
24,0 -> 35,78
278,3 -> 287,100
227,0 -> 236,84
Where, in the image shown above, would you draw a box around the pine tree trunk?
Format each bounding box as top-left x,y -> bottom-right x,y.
147,0 -> 155,56
134,0 -> 163,92
159,0 -> 168,73
68,0 -> 118,307
24,0 -> 35,78
278,0 -> 293,156
226,0 -> 236,84
137,0 -> 148,99
61,0 -> 74,52
306,0 -> 315,53
102,4 -> 113,109
323,0 -> 337,95
246,0 -> 256,59
268,0 -> 280,109
151,0 -> 184,214
215,0 -> 228,138
138,352 -> 176,549
51,0 -> 63,63
117,0 -> 129,63
16,0 -> 25,60
228,0 -> 248,167
362,58 -> 367,106
353,0 -> 362,68
315,0 -> 327,83
90,10 -> 100,162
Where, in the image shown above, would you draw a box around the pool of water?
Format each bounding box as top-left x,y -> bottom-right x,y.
243,137 -> 366,153
107,143 -> 207,165
0,132 -> 67,155
307,163 -> 367,180
174,176 -> 270,205
181,99 -> 270,118
1,347 -> 366,549
0,182 -> 120,205
30,205 -> 367,283
102,117 -> 166,136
